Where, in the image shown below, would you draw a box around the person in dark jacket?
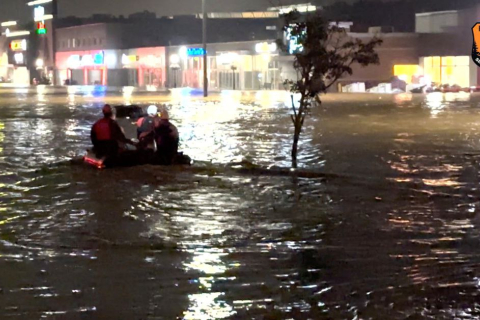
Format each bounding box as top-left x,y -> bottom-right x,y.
153,109 -> 179,165
91,104 -> 136,158
136,105 -> 158,150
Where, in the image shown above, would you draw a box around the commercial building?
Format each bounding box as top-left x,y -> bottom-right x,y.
167,41 -> 282,91
53,14 -> 280,87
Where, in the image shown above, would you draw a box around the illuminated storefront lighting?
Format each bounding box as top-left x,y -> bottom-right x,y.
121,54 -> 138,65
255,42 -> 277,54
34,6 -> 45,20
1,21 -> 17,27
34,14 -> 53,22
10,39 -> 27,51
27,0 -> 52,6
14,53 -> 24,64
6,30 -> 30,38
170,54 -> 180,64
36,58 -> 44,68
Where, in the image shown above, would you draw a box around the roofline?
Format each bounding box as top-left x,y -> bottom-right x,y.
415,10 -> 459,17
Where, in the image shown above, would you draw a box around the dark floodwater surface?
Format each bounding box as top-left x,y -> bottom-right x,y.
1,89 -> 480,319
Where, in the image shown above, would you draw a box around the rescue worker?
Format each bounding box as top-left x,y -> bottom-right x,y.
91,104 -> 136,158
136,105 -> 158,150
153,109 -> 179,165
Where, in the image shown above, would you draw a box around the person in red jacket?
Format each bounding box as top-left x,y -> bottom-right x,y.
91,104 -> 136,158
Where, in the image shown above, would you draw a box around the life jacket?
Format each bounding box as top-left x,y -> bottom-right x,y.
93,118 -> 113,141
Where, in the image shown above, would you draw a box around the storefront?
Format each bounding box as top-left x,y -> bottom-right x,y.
57,51 -> 109,85
420,56 -> 476,88
167,41 -> 281,91
6,38 -> 30,85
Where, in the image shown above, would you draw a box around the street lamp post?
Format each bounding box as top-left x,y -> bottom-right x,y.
202,0 -> 208,97
231,65 -> 237,90
172,66 -> 179,88
170,54 -> 180,88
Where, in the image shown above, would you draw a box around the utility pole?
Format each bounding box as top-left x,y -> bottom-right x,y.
202,0 -> 208,97
51,0 -> 58,85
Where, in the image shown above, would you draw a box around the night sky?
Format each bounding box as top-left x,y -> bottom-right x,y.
0,0 -> 356,23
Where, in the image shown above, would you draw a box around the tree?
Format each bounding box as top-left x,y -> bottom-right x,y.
278,10 -> 382,168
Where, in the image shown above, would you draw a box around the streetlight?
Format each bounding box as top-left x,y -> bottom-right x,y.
202,0 -> 208,97
170,54 -> 180,88
231,65 -> 237,90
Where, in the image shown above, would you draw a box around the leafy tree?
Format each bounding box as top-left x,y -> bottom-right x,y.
278,10 -> 382,168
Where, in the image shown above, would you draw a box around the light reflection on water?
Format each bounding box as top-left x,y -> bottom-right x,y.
3,91 -> 480,318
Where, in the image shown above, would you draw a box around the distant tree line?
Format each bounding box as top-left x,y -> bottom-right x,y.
54,0 -> 480,32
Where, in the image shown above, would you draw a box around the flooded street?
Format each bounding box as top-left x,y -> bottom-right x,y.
2,87 -> 480,319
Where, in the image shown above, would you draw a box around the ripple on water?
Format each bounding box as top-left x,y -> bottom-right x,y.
2,93 -> 480,317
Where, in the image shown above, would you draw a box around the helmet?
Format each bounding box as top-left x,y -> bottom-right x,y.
102,104 -> 112,116
159,108 -> 169,120
147,105 -> 158,116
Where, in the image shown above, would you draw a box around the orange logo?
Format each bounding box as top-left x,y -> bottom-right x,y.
473,23 -> 480,66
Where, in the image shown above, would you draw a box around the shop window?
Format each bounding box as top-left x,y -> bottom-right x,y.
422,55 -> 471,87
83,39 -> 86,46
393,65 -> 420,83
93,38 -> 97,45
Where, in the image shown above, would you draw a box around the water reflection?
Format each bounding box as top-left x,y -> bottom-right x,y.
3,90 -> 480,317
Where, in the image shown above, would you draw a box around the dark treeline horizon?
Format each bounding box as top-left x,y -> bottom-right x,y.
46,0 -> 480,32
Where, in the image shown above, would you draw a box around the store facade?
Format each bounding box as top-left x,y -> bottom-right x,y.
121,47 -> 166,88
167,40 -> 283,91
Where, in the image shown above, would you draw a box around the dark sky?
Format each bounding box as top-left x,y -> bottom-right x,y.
0,0 -> 356,23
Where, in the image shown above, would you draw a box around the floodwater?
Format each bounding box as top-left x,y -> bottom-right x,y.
1,87 -> 480,319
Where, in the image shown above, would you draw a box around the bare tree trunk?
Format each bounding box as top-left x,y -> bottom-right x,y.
290,93 -> 307,168
291,124 -> 301,168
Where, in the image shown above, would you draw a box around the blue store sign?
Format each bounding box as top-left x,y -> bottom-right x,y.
187,48 -> 206,57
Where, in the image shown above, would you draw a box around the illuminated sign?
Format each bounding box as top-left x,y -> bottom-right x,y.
121,54 -> 138,65
67,55 -> 81,68
139,55 -> 162,66
14,53 -> 24,64
34,6 -> 45,20
93,52 -> 104,65
285,26 -> 305,54
80,52 -> 104,66
10,39 -> 27,51
218,52 -> 239,65
255,42 -> 277,54
187,48 -> 206,57
36,22 -> 47,35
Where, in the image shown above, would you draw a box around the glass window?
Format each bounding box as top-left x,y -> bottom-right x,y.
455,56 -> 469,66
442,56 -> 454,66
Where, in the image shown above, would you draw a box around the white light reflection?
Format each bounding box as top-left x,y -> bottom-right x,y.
425,92 -> 445,118
184,292 -> 235,320
175,99 -> 243,163
37,85 -> 46,103
122,86 -> 134,98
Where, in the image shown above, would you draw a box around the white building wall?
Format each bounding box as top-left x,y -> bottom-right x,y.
415,11 -> 460,33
